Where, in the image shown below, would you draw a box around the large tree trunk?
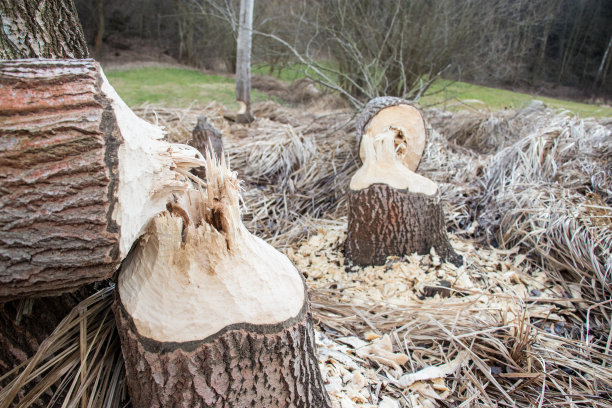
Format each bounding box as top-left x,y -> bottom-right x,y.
114,159 -> 331,408
346,97 -> 460,267
0,0 -> 101,392
235,0 -> 254,124
0,0 -> 88,59
0,59 -> 202,299
93,0 -> 105,57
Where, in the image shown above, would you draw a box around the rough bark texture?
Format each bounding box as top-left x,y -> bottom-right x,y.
189,116 -> 223,179
113,296 -> 331,408
0,59 -> 121,299
345,184 -> 461,266
0,0 -> 89,60
235,0 -> 254,124
356,96 -> 430,168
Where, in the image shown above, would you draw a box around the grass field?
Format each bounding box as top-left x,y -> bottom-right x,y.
105,66 -> 271,110
421,79 -> 612,118
107,66 -> 612,118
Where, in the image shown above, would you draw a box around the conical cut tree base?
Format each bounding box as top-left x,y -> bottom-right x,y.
113,158 -> 330,408
345,184 -> 461,266
113,297 -> 330,408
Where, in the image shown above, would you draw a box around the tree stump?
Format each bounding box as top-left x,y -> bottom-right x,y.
0,59 -> 203,299
113,158 -> 330,408
346,97 -> 460,267
189,116 -> 223,179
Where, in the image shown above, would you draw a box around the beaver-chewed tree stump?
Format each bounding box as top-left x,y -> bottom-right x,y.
113,157 -> 331,408
345,97 -> 461,267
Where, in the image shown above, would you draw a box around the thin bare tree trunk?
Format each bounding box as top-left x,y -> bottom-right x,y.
235,0 -> 254,123
94,0 -> 104,57
593,34 -> 612,93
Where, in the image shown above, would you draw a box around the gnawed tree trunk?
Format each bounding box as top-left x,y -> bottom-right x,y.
346,97 -> 460,266
235,0 -> 254,124
113,159 -> 331,408
0,59 -> 203,299
0,0 -> 89,60
189,116 -> 223,179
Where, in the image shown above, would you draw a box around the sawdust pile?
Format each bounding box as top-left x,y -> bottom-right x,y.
290,224 -> 605,407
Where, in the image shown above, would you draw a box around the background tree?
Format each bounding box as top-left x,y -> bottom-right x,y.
71,0 -> 612,101
235,0 -> 254,123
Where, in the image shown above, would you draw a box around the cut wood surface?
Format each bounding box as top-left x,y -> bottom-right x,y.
114,158 -> 330,407
0,59 -> 202,299
356,96 -> 428,172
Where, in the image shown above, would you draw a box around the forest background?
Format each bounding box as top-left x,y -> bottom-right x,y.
75,0 -> 612,106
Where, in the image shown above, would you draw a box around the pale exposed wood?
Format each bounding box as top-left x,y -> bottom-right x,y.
114,158 -> 330,407
350,128 -> 437,194
0,59 -> 201,299
356,96 -> 428,171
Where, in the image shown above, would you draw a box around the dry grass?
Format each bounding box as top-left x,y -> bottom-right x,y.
2,100 -> 610,407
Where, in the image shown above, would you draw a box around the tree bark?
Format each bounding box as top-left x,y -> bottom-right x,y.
114,294 -> 329,408
0,59 -> 201,299
0,0 -> 88,59
113,160 -> 330,408
235,0 -> 254,124
345,184 -> 461,266
189,116 -> 223,179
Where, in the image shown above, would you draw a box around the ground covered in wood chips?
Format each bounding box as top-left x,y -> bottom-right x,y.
131,97 -> 611,407
290,225 -> 590,407
2,82 -> 610,407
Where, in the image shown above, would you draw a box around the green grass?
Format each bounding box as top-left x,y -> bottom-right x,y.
105,66 -> 271,110
421,79 -> 612,118
106,66 -> 612,118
